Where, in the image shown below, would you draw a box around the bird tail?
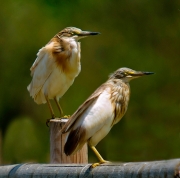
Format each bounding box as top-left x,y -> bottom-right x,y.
64,126 -> 86,156
27,83 -> 46,104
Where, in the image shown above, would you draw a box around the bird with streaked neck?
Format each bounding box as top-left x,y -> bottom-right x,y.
27,27 -> 100,121
61,67 -> 154,168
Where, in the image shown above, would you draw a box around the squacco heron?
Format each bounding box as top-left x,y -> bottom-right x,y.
27,27 -> 100,119
61,67 -> 154,168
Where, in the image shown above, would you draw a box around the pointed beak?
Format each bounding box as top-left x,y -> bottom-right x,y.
78,31 -> 100,37
142,71 -> 155,75
130,71 -> 154,77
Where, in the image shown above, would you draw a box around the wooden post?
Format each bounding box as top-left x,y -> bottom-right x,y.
49,118 -> 88,164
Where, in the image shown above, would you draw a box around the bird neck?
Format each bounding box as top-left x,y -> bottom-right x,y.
120,77 -> 132,83
109,79 -> 130,126
58,37 -> 81,78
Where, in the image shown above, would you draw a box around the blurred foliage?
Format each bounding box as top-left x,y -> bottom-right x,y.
0,0 -> 180,164
3,117 -> 49,163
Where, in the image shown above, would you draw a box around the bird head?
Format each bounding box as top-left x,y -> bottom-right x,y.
109,67 -> 154,82
57,27 -> 100,40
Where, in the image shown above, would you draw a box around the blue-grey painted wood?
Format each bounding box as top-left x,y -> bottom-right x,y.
0,159 -> 180,178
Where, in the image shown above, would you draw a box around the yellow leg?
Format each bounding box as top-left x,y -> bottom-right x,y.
45,95 -> 55,118
89,144 -> 109,168
54,97 -> 63,117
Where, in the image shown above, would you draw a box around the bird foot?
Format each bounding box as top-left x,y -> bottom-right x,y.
46,116 -> 55,127
91,160 -> 110,168
46,119 -> 50,127
62,115 -> 71,119
46,115 -> 70,127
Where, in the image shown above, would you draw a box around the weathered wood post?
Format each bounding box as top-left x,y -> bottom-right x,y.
49,118 -> 88,164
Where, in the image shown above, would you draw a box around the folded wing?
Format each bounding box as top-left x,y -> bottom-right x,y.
62,83 -> 115,155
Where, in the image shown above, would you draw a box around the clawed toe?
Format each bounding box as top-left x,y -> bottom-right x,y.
46,116 -> 55,127
91,160 -> 110,168
46,119 -> 50,127
62,115 -> 71,119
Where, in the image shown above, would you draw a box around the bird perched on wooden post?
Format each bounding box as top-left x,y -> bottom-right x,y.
27,27 -> 100,119
61,67 -> 154,168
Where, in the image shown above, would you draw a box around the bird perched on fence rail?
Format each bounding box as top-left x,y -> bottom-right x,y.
27,27 -> 100,119
61,67 -> 154,168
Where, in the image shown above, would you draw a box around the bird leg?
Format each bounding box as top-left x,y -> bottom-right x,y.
54,97 -> 71,119
89,144 -> 109,168
54,97 -> 63,117
45,95 -> 55,119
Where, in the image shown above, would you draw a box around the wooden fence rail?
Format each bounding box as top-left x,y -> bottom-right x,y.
0,159 -> 180,178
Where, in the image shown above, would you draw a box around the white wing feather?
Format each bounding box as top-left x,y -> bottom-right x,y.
27,43 -> 57,103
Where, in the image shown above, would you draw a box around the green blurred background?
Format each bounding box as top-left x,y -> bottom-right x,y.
0,0 -> 180,164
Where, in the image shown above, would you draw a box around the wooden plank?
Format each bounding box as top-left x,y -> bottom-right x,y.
49,118 -> 88,164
